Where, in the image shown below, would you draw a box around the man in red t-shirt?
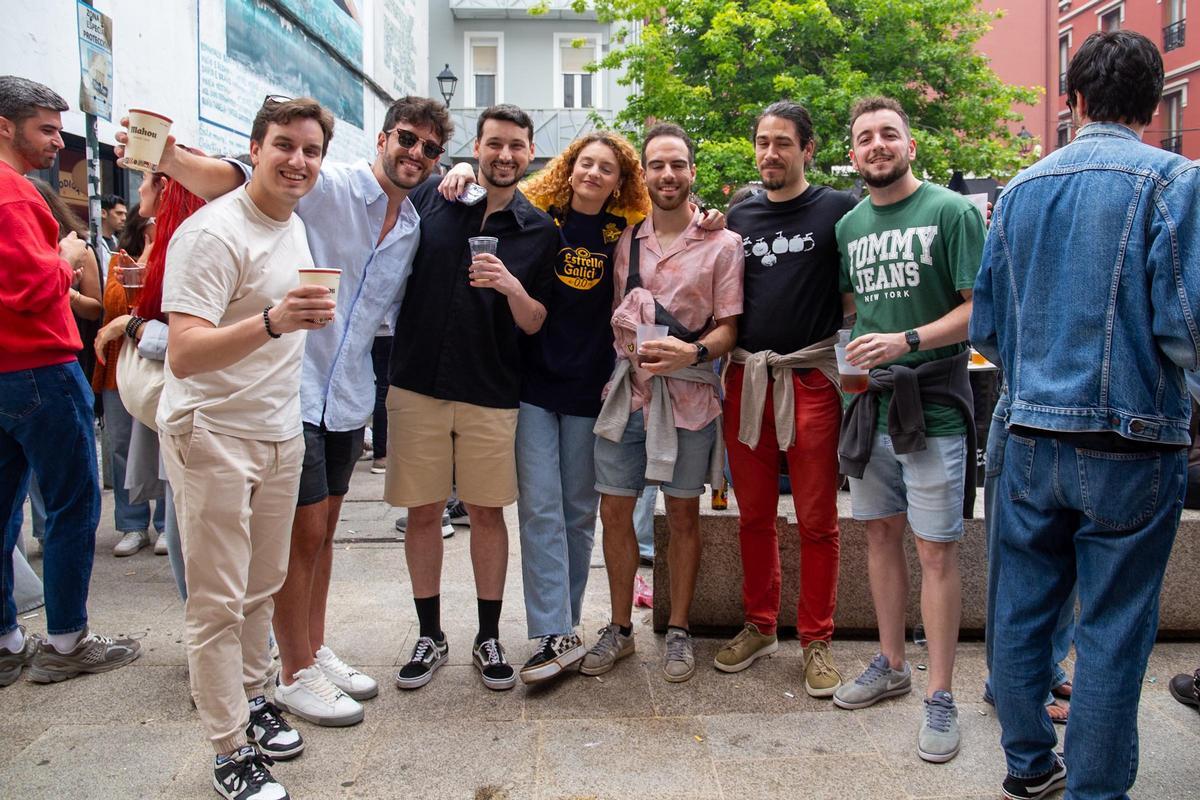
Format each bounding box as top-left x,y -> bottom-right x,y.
0,76 -> 140,686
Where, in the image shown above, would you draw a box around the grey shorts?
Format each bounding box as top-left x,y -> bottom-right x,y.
593,409 -> 716,499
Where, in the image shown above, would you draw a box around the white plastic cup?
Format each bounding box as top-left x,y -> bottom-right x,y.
298,268 -> 341,298
125,109 -> 174,173
967,192 -> 989,220
468,236 -> 498,257
636,323 -> 670,351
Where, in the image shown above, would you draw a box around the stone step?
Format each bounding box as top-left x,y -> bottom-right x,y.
650,491 -> 1200,637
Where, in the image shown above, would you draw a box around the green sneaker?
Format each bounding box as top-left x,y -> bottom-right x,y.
803,640 -> 843,698
714,622 -> 778,673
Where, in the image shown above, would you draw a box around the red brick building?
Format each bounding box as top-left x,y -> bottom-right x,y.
977,0 -> 1197,160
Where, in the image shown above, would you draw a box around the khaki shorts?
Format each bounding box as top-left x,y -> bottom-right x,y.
384,386 -> 519,508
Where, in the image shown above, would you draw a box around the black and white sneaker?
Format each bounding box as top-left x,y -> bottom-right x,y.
519,633 -> 585,685
393,512 -> 454,540
246,698 -> 304,760
1002,752 -> 1067,800
395,635 -> 448,690
473,637 -> 516,690
447,499 -> 470,526
213,745 -> 288,800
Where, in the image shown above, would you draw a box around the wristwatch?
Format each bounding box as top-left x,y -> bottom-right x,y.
692,342 -> 710,365
904,329 -> 921,353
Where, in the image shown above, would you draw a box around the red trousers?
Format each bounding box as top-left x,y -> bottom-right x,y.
723,363 -> 841,643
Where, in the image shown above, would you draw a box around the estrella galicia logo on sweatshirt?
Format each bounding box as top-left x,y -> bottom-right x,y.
556,246 -> 606,290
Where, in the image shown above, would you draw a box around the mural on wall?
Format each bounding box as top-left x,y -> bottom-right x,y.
376,0 -> 422,97
197,0 -> 372,162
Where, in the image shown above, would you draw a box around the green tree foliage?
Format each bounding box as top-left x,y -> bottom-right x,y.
576,0 -> 1041,206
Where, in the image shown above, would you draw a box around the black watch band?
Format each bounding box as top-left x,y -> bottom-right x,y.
692,343 -> 709,365
904,329 -> 920,353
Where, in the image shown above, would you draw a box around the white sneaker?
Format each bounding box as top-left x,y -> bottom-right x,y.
113,530 -> 149,557
153,532 -> 168,556
394,512 -> 454,541
315,645 -> 378,700
273,665 -> 364,727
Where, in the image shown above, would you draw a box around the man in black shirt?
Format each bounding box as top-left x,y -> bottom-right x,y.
717,101 -> 857,698
387,105 -> 558,692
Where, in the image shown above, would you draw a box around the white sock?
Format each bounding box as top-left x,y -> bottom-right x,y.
48,630 -> 83,653
0,627 -> 23,653
248,695 -> 265,712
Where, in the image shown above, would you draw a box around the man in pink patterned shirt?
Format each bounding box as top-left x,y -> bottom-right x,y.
582,123 -> 744,683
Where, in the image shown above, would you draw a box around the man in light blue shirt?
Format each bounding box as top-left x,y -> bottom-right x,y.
121,95 -> 453,727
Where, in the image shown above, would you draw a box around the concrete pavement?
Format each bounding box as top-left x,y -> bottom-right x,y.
3,460 -> 1199,798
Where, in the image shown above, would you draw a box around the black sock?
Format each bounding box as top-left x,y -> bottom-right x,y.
414,595 -> 442,641
476,598 -> 502,644
667,625 -> 690,636
618,624 -> 633,637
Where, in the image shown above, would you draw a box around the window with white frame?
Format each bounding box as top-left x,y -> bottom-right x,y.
1056,123 -> 1071,149
1058,33 -> 1070,94
1162,90 -> 1185,153
465,33 -> 502,108
1099,3 -> 1122,31
556,34 -> 601,109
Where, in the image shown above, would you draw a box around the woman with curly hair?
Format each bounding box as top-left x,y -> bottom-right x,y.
439,130 -> 649,682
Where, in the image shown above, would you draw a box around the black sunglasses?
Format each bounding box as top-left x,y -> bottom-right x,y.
388,127 -> 445,159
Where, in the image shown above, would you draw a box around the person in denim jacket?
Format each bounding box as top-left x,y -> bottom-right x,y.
970,30 -> 1200,800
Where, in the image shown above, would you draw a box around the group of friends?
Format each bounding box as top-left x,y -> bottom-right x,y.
1,27 -> 1198,800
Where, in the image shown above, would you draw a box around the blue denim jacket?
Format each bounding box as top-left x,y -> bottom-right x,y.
971,123 -> 1200,446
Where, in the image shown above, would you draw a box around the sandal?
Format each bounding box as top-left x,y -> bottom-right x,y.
1047,699 -> 1069,725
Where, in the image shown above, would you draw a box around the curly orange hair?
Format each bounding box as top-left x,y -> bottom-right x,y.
522,130 -> 650,221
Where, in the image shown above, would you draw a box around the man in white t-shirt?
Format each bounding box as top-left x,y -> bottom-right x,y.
156,97 -> 341,800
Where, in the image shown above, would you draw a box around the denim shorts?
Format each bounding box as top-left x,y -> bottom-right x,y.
297,422 -> 365,506
848,432 -> 967,542
594,409 -> 716,499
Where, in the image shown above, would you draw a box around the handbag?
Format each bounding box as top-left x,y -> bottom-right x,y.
116,335 -> 165,429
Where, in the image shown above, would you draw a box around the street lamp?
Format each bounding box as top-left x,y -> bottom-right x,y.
437,64 -> 458,107
1017,125 -> 1034,155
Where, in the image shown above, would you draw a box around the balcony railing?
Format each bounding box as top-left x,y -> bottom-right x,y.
1058,72 -> 1067,95
1164,20 -> 1186,51
447,108 -> 616,162
1161,135 -> 1183,154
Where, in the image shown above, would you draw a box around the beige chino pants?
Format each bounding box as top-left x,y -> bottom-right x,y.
161,425 -> 303,754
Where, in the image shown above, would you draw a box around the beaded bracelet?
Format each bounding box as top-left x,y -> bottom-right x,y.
125,315 -> 146,340
263,305 -> 281,339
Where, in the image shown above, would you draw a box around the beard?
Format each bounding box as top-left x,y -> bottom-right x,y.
649,183 -> 690,211
382,153 -> 429,190
14,127 -> 56,170
480,160 -> 522,188
761,174 -> 786,191
860,155 -> 909,188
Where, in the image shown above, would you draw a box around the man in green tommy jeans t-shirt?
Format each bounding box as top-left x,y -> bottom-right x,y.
830,96 -> 984,765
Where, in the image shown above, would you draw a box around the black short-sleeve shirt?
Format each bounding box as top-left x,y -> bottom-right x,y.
727,185 -> 859,353
389,177 -> 559,409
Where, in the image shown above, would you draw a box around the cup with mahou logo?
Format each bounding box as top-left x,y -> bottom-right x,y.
124,109 -> 174,173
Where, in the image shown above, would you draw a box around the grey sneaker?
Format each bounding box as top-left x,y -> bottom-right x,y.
832,653 -> 912,709
579,624 -> 634,676
113,529 -> 150,557
663,628 -> 695,683
0,627 -> 41,687
918,690 -> 961,763
27,628 -> 141,683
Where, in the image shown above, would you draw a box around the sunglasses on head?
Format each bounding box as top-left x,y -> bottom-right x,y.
262,94 -> 293,107
388,127 -> 445,160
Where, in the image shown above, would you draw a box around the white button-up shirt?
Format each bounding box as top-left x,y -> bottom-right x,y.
229,157 -> 420,431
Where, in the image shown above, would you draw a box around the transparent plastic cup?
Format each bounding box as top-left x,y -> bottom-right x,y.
834,330 -> 868,394
468,236 -> 498,257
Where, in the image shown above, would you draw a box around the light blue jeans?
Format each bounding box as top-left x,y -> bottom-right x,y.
633,485 -> 656,560
515,403 -> 598,639
103,390 -> 164,534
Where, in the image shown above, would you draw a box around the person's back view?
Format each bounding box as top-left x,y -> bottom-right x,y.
971,30 -> 1200,800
